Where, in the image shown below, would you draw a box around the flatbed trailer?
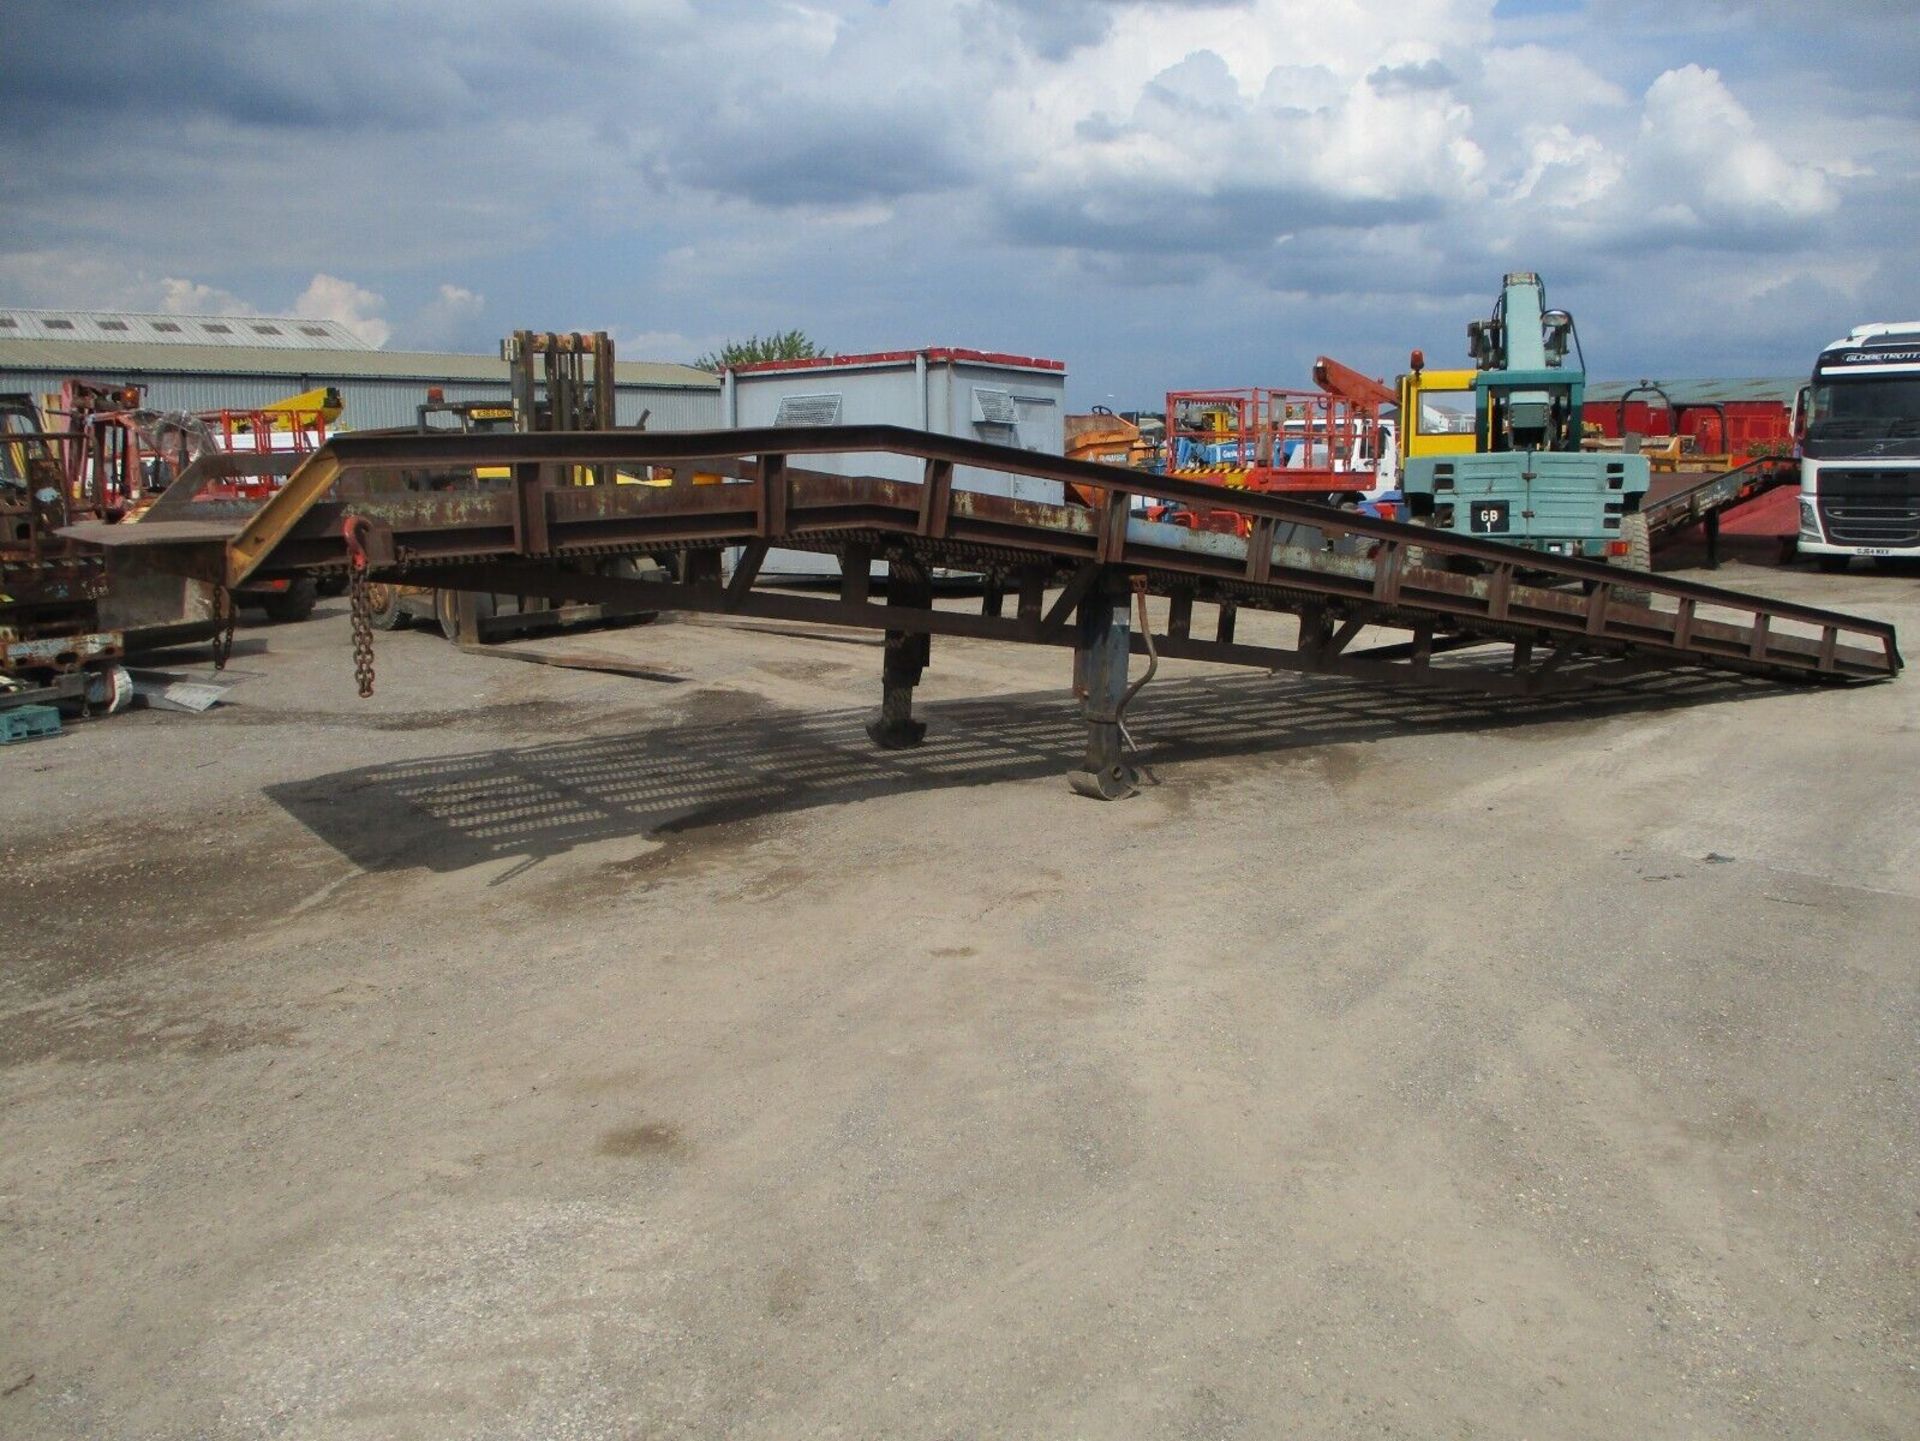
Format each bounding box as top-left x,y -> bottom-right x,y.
1642,455 -> 1798,561
66,425 -> 1900,797
1644,456 -> 1794,537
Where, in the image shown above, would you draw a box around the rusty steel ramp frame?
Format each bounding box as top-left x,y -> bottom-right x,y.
66,423 -> 1901,798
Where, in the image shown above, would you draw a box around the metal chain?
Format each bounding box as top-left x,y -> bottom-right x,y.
348,566 -> 375,698
212,586 -> 236,671
1115,574 -> 1158,757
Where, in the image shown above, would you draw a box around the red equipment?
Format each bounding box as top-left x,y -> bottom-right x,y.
46,380 -> 341,626
1157,357 -> 1395,536
1580,383 -> 1799,546
1580,384 -> 1793,470
54,379 -> 337,519
1311,355 -> 1396,408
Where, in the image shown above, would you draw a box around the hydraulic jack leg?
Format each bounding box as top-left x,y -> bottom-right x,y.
1068,574 -> 1138,800
866,560 -> 931,749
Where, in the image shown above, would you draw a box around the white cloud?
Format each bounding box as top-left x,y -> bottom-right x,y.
1634,64 -> 1836,227
616,329 -> 726,367
406,282 -> 486,350
1482,45 -> 1631,115
0,251 -> 160,310
159,276 -> 254,315
0,252 -> 262,316
294,273 -> 390,348
1512,125 -> 1623,210
0,0 -> 1910,393
433,282 -> 481,312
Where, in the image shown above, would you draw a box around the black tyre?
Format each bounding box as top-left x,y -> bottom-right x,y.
260,577 -> 318,623
1614,513 -> 1652,607
434,588 -> 496,643
366,582 -> 410,631
1403,514 -> 1432,571
597,556 -> 662,623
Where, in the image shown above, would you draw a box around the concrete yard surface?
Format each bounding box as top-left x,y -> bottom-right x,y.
2,557 -> 1917,1439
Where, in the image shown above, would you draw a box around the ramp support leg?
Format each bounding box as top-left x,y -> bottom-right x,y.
1068,573 -> 1138,800
866,559 -> 931,749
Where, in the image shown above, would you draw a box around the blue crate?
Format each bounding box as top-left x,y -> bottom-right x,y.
0,704 -> 62,744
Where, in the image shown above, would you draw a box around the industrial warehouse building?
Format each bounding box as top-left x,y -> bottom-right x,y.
0,308 -> 723,431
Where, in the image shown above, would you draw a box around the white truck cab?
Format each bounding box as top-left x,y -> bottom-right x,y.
1797,322 -> 1920,568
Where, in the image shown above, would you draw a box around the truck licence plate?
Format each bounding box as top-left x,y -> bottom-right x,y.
1468,500 -> 1510,534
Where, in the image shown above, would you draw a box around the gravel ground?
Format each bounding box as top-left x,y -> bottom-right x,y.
2,550 -> 1916,1439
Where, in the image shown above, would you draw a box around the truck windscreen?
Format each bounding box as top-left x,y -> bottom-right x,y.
1809,376 -> 1920,438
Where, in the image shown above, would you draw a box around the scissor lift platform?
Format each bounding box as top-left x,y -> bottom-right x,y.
68,424 -> 1900,797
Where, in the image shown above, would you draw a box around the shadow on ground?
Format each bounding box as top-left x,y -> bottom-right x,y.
1652,532 -> 1795,573
266,666 -> 1788,875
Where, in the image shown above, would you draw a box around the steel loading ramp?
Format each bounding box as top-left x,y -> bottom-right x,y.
66,424 -> 1901,798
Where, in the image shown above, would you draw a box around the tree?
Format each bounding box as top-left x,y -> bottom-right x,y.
694,330 -> 824,372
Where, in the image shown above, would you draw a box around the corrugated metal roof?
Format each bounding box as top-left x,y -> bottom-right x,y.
0,307 -> 370,348
1586,376 -> 1802,406
0,369 -> 724,432
0,337 -> 719,390
730,347 -> 1066,375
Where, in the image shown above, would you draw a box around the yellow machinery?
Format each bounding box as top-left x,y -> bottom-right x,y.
1396,353 -> 1481,466
1064,407 -> 1153,468
257,386 -> 344,431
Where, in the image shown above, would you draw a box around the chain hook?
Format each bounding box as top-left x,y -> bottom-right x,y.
342,514 -> 371,570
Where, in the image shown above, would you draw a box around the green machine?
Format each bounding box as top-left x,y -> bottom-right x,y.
1401,272 -> 1651,575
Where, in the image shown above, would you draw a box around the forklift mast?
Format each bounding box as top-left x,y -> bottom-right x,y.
1467,272 -> 1582,455
503,330 -> 617,486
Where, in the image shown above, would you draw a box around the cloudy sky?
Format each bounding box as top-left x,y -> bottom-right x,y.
4,0 -> 1914,406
